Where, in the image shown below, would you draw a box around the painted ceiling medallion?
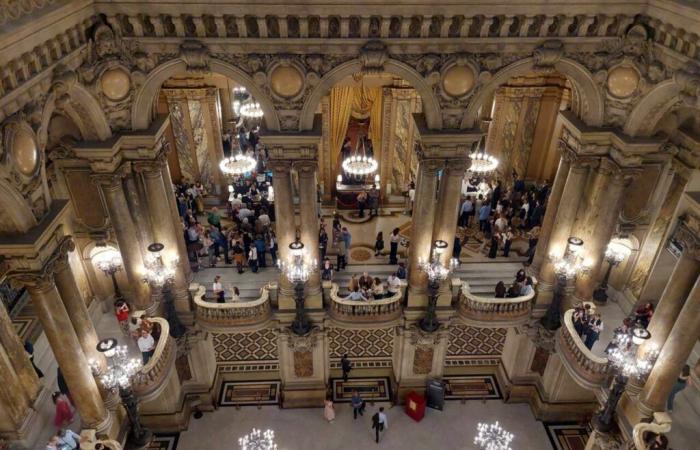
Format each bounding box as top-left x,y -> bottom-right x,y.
442,65 -> 476,98
270,65 -> 304,98
607,66 -> 640,98
100,68 -> 131,101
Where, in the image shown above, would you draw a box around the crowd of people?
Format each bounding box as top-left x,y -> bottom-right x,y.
493,269 -> 535,298
340,271 -> 405,301
572,303 -> 605,351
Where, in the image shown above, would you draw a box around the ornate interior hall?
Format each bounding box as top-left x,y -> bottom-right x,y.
1,1 -> 700,449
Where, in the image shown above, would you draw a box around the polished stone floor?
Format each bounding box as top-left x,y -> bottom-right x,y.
178,400 -> 551,450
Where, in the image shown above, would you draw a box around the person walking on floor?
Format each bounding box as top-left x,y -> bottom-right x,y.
341,354 -> 352,382
389,228 -> 400,264
667,364 -> 692,412
324,398 -> 335,423
52,392 -> 74,429
137,329 -> 156,364
372,407 -> 388,443
351,390 -> 365,419
374,232 -> 384,257
336,239 -> 347,271
248,245 -> 259,273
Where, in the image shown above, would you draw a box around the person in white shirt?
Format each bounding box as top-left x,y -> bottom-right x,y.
137,330 -> 156,364
520,276 -> 534,296
408,187 -> 415,214
387,273 -> 402,294
373,406 -> 388,443
258,212 -> 271,228
230,194 -> 243,210
213,275 -> 224,303
56,428 -> 81,450
494,214 -> 508,233
248,246 -> 259,273
238,206 -> 254,220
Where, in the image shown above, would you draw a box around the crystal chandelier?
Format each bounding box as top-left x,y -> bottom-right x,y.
220,152 -> 257,176
469,136 -> 499,174
240,101 -> 264,118
278,241 -> 317,284
143,243 -> 177,287
418,240 -> 459,282
92,246 -> 123,275
607,326 -> 658,378
474,421 -> 514,450
90,338 -> 142,391
551,237 -> 589,280
239,428 -> 277,450
342,154 -> 378,176
232,86 -> 249,116
604,239 -> 633,265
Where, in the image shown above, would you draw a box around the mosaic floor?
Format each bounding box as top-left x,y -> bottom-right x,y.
543,422 -> 590,450
443,374 -> 503,400
330,377 -> 391,403
219,380 -> 281,406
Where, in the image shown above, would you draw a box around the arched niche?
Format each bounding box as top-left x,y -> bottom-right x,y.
299,58 -> 443,131
131,58 -> 280,131
624,80 -> 682,138
462,57 -> 605,128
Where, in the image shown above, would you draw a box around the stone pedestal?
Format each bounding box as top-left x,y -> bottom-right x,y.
393,325 -> 449,403
278,328 -> 328,408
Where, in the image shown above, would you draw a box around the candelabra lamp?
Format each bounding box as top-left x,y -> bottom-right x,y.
541,237 -> 588,330
418,240 -> 458,333
239,428 -> 277,450
142,242 -> 185,338
92,338 -> 152,447
92,246 -> 124,302
474,421 -> 514,450
593,326 -> 659,432
593,239 -> 632,304
278,241 -> 317,336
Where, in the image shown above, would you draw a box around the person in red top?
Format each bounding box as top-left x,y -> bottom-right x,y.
114,300 -> 130,335
52,391 -> 74,428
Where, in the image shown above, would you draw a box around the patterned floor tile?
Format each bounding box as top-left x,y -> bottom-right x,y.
443,375 -> 502,400
543,422 -> 591,450
331,377 -> 391,403
219,380 -> 281,406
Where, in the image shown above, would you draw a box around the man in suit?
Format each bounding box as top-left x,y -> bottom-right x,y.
372,407 -> 388,443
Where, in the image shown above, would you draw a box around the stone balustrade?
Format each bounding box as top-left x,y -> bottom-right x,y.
457,281 -> 534,326
131,317 -> 176,397
329,283 -> 403,323
632,412 -> 672,450
193,283 -> 272,327
555,309 -> 610,389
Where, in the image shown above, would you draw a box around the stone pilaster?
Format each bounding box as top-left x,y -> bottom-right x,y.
295,160 -> 322,309
134,158 -> 192,320
93,171 -> 153,311
160,147 -> 193,282
278,328 -> 328,408
394,325 -> 450,402
269,159 -> 296,310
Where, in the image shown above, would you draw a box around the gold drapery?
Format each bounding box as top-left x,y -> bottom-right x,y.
329,87 -> 354,159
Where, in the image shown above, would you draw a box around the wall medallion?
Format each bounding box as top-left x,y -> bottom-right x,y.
100,68 -> 131,101
607,65 -> 640,98
442,65 -> 476,98
270,65 -> 304,98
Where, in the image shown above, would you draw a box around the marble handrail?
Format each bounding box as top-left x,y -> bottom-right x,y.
193,283 -> 272,326
556,309 -> 609,389
131,317 -> 175,397
632,412 -> 672,450
457,282 -> 534,325
329,283 -> 403,323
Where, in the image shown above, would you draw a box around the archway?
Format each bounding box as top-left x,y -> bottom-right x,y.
131,58 -> 281,131
462,57 -> 605,129
624,80 -> 682,137
300,58 -> 442,131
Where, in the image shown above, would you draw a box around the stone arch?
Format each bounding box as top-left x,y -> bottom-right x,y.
131,58 -> 280,131
624,80 -> 681,137
0,179 -> 37,234
462,57 -> 605,128
299,58 -> 443,131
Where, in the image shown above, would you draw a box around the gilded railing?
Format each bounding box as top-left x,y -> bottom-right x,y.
556,309 -> 609,389
457,282 -> 534,325
131,317 -> 175,397
193,283 -> 272,326
329,283 -> 403,323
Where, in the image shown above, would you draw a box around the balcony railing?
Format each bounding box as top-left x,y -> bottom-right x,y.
193,283 -> 272,327
457,282 -> 534,326
131,317 -> 175,397
556,309 -> 610,389
329,283 -> 403,323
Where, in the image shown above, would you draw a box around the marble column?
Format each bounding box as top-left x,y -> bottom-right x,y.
642,226 -> 700,359
271,160 -> 296,309
21,267 -> 109,430
53,245 -> 104,367
640,275 -> 700,412
160,151 -> 192,282
530,147 -> 571,274
572,159 -> 631,300
0,345 -> 33,428
538,158 -> 591,286
135,160 -> 191,316
123,172 -> 154,257
93,172 -> 153,311
407,158 -> 442,307
295,160 -> 322,309
202,89 -> 228,198
0,298 -> 40,406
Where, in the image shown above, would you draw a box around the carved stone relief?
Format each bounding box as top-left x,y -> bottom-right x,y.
293,350 -> 314,378
413,346 -> 434,375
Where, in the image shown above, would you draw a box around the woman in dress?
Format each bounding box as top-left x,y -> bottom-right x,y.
324,398 -> 335,423
52,392 -> 74,429
374,232 -> 384,257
